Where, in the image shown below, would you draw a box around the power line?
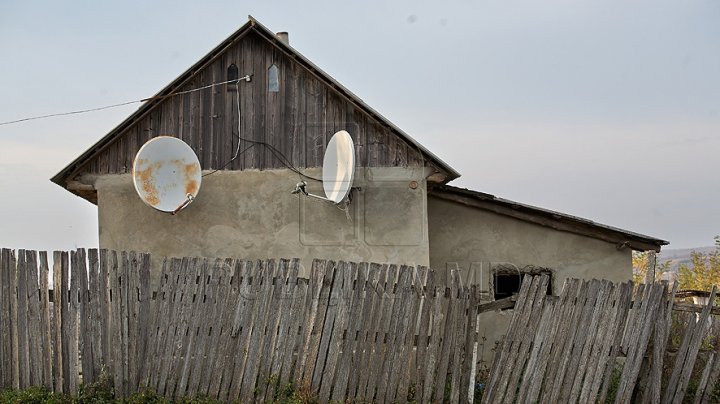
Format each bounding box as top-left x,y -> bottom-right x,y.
0,77 -> 249,127
0,100 -> 141,126
1,73 -> 321,182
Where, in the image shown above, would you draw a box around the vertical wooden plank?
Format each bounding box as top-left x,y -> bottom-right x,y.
126,252 -> 139,391
264,48 -> 278,168
450,273 -> 472,404
58,251 -> 70,393
0,249 -> 9,388
365,264 -> 399,401
459,284 -> 479,404
25,251 -> 44,387
183,257 -> 215,397
321,261 -> 356,403
174,258 -> 207,397
413,267 -> 433,404
108,251 -> 125,396
16,250 -> 30,388
544,280 -> 596,404
587,282 -> 633,404
135,252 -> 151,388
239,259 -> 277,402
258,259 -> 288,401
8,250 -> 19,390
664,287 -> 717,404
694,351 -> 720,404
397,266 -> 427,403
482,274 -> 536,403
342,262 -> 372,400
38,251 -> 53,389
565,280 -> 613,403
164,257 -> 198,397
352,263 -> 383,401
144,257 -> 175,391
311,260 -> 345,400
277,260 -> 307,387
208,258 -> 241,400
228,260 -> 259,400
216,258 -> 244,402
421,270 -> 449,403
384,265 -> 419,403
198,260 -> 233,397
262,259 -> 298,401
406,265 -> 429,397
518,280 -> 577,404
484,275 -> 544,403
615,283 -> 665,403
332,262 -> 368,402
252,36 -> 267,169
75,249 -> 95,385
67,250 -> 81,392
297,260 -> 333,388
86,249 -> 102,380
98,250 -> 110,378
288,280 -> 312,381
597,282 -> 635,404
640,282 -> 676,404
238,37 -> 253,170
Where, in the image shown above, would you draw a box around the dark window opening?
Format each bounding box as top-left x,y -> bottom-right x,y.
227,64 -> 239,82
227,64 -> 238,91
493,272 -> 552,301
268,64 -> 279,92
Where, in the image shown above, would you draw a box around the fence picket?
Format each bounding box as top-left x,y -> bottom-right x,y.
38,252 -> 52,389
1,248 -> 717,404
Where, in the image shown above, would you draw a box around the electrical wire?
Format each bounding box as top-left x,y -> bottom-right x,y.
0,100 -> 141,126
0,77 -> 247,127
203,78 -> 321,182
1,72 -> 322,182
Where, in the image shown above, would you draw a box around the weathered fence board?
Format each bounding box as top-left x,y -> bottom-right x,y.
483,276 -> 720,404
0,248 -> 151,397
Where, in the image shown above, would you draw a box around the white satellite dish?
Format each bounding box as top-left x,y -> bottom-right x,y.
132,136 -> 202,214
293,130 -> 355,204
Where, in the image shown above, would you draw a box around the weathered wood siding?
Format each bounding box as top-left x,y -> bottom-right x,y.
83,32 -> 424,176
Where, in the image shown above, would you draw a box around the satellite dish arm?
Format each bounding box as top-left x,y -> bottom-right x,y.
292,181 -> 334,203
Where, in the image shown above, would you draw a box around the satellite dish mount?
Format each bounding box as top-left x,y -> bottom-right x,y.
293,130 -> 356,204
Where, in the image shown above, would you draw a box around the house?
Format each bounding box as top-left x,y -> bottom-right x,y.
52,16 -> 666,360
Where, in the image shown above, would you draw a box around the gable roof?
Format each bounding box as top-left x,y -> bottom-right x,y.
430,184 -> 668,252
51,16 -> 460,192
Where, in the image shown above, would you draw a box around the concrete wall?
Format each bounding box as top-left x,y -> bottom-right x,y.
427,195 -> 632,367
96,167 -> 431,286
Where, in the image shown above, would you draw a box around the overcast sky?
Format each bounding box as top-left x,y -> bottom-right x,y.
0,0 -> 718,251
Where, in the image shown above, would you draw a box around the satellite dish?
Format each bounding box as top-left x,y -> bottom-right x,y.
292,130 -> 355,204
132,136 -> 202,214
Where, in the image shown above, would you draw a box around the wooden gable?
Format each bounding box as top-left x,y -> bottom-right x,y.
52,18 -> 459,203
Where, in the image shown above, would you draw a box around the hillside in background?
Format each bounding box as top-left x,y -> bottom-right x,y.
657,246 -> 715,280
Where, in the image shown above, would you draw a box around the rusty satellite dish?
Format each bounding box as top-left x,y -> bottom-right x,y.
292,130 -> 355,204
132,136 -> 201,214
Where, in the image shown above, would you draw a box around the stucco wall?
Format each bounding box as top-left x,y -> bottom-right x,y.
96,167 -> 431,286
427,195 -> 632,366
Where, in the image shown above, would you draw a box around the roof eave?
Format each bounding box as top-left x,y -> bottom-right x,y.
430,185 -> 668,252
52,16 -> 460,193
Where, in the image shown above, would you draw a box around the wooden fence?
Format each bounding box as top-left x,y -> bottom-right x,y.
483,275 -> 720,404
0,249 -> 151,395
0,248 -> 479,403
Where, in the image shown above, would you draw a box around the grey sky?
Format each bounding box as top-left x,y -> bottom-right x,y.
0,0 -> 718,251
